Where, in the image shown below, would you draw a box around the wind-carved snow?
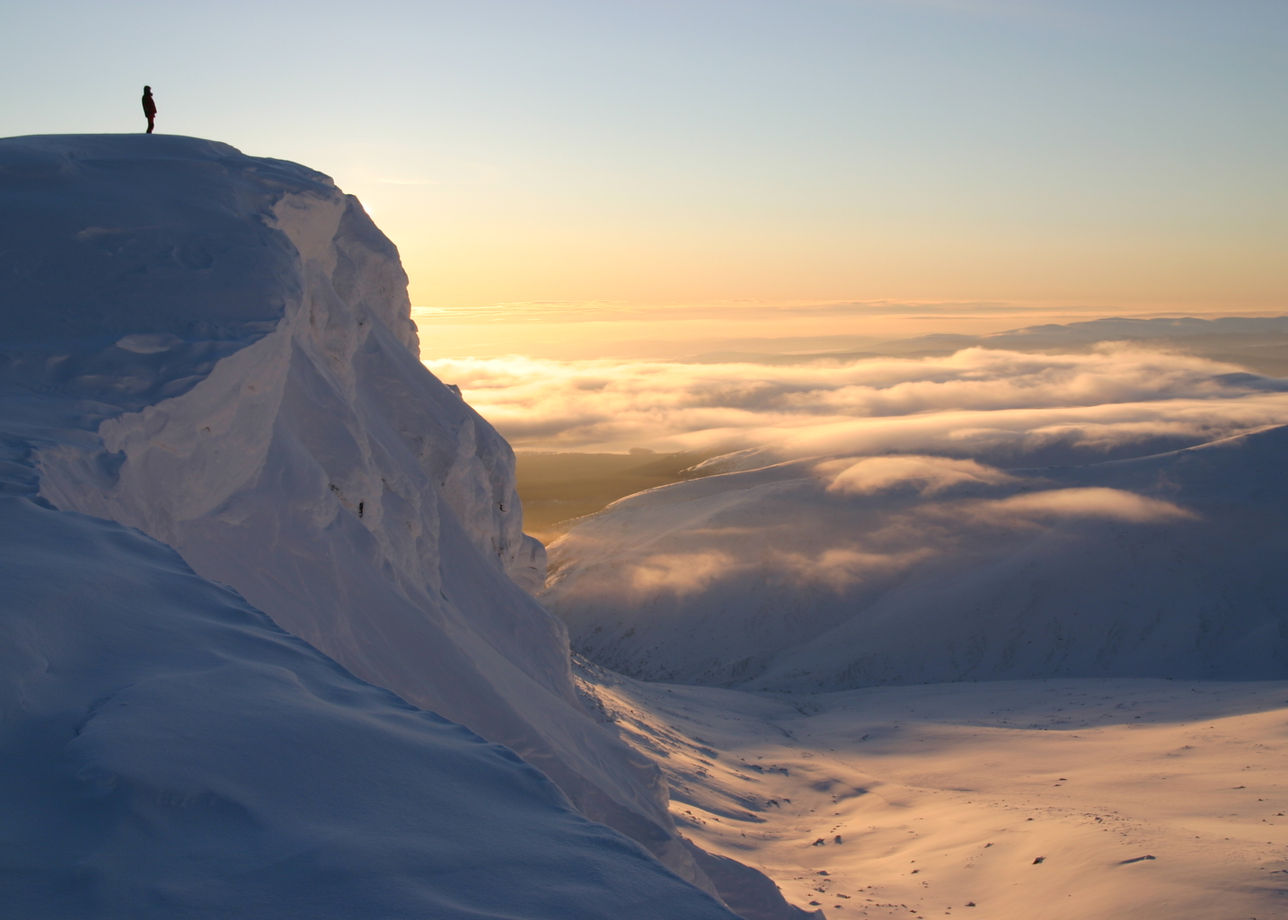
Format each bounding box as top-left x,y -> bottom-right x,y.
0,134 -> 803,919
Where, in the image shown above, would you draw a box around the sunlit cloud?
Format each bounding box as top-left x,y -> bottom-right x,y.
518,320 -> 1288,687
820,455 -> 1018,496
626,551 -> 738,598
775,545 -> 938,593
963,487 -> 1198,525
427,341 -> 1288,463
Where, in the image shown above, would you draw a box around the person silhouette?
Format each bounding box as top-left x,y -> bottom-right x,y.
142,86 -> 157,134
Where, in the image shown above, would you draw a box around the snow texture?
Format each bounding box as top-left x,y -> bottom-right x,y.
0,496 -> 734,920
0,134 -> 783,918
583,667 -> 1288,920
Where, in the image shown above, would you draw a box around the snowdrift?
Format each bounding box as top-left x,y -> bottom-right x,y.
0,134 -> 796,918
546,423 -> 1288,690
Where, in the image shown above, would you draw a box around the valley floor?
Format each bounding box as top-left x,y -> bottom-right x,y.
582,673 -> 1288,920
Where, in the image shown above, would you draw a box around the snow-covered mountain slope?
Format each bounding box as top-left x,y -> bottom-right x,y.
0,494 -> 740,920
582,669 -> 1288,920
0,134 -> 801,918
545,423 -> 1288,690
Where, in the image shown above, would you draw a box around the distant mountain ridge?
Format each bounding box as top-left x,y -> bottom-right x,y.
547,419 -> 1288,690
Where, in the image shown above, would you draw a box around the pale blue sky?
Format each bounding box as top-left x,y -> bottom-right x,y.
3,0 -> 1284,312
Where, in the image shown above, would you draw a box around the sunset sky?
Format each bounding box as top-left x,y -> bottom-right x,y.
3,0 -> 1284,327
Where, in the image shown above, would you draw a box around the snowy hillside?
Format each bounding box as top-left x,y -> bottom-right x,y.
0,496 -> 738,920
0,134 -> 799,918
546,421 -> 1288,690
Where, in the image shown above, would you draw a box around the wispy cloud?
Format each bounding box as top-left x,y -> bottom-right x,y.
821,455 -> 1019,496
962,487 -> 1197,525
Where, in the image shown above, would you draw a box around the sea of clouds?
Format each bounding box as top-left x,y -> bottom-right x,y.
424,314 -> 1288,687
426,316 -> 1288,466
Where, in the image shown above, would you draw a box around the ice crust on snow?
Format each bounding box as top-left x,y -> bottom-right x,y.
0,134 -> 785,918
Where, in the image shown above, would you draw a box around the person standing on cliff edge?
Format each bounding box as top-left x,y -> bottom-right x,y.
142,86 -> 157,134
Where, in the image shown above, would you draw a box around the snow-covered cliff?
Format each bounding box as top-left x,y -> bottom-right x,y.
0,134 -> 800,918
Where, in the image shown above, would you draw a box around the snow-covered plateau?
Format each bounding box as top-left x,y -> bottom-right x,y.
0,134 -> 804,919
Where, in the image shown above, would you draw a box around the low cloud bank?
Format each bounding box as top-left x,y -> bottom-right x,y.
427,339 -> 1288,466
487,318 -> 1288,689
821,455 -> 1019,496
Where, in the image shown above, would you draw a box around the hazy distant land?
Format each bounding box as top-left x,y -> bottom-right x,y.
516,449 -> 709,543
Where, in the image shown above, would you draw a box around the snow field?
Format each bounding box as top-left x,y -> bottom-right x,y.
584,672 -> 1288,920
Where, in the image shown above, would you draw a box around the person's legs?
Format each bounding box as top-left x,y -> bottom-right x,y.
146,115 -> 154,134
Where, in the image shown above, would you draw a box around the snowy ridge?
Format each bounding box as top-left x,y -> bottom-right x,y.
0,135 -> 801,918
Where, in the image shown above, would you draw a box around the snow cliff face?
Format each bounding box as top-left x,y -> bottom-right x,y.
0,134 -> 794,918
